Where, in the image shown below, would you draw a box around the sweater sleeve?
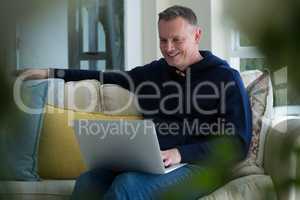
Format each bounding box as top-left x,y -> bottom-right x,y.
177,70 -> 252,164
52,68 -> 145,91
223,70 -> 252,156
52,68 -> 101,82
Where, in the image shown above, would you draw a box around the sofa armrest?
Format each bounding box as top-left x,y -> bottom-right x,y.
264,117 -> 300,177
199,175 -> 276,200
263,117 -> 300,200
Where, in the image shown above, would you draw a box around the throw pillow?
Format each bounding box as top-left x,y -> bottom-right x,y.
246,70 -> 271,165
0,80 -> 48,180
38,105 -> 143,179
232,70 -> 272,178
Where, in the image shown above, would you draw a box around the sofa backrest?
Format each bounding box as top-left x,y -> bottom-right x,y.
38,79 -> 142,179
39,70 -> 274,179
47,79 -> 141,116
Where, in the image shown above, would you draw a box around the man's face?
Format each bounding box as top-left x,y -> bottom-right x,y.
158,17 -> 201,71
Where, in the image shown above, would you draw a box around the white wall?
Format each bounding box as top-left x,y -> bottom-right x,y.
211,0 -> 231,61
16,0 -> 68,69
139,0 -> 231,64
141,0 -> 159,64
124,0 -> 143,70
126,0 -> 170,68
0,0 -> 68,70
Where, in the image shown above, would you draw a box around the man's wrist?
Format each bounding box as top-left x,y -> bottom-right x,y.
48,68 -> 55,78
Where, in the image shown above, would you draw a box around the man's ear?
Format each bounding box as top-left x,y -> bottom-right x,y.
194,27 -> 202,43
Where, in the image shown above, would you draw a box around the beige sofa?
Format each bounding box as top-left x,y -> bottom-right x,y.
1,70 -> 299,200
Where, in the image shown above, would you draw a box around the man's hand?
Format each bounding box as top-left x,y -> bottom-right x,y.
16,69 -> 49,80
161,148 -> 182,167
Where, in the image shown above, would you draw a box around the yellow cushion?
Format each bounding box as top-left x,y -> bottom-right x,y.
38,104 -> 142,179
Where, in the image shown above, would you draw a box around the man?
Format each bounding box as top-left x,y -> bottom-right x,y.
21,5 -> 252,199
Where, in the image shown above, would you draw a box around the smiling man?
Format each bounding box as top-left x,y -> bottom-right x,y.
158,11 -> 202,72
20,5 -> 252,200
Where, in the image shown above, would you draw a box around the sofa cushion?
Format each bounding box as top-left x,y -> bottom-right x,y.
0,80 -> 49,180
232,70 -> 273,177
101,84 -> 141,115
199,175 -> 276,200
38,105 -> 142,179
0,180 -> 74,200
264,117 -> 300,194
64,80 -> 102,112
63,81 -> 141,116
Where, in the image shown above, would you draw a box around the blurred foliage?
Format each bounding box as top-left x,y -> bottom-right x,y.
225,0 -> 300,104
0,66 -> 16,198
225,0 -> 300,198
239,34 -> 256,47
161,137 -> 244,199
0,69 -> 15,125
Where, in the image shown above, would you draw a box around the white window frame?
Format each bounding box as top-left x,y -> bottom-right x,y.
229,30 -> 263,71
230,30 -> 300,116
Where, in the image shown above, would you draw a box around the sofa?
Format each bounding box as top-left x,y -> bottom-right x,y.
0,70 -> 299,200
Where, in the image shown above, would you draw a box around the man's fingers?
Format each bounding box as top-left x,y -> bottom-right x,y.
161,148 -> 181,167
161,151 -> 170,166
163,158 -> 172,167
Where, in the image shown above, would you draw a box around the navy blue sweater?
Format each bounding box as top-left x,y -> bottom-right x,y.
54,51 -> 252,164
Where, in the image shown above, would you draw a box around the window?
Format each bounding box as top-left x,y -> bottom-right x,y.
229,30 -> 296,112
229,31 -> 266,72
68,0 -> 124,70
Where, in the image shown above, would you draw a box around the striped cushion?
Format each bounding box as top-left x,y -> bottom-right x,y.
233,70 -> 273,178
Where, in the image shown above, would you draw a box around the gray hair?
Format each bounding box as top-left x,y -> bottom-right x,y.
158,5 -> 198,26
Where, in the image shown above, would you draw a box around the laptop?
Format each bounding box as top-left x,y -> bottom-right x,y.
73,119 -> 186,174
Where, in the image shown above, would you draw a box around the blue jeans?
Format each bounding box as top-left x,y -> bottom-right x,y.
70,165 -> 214,200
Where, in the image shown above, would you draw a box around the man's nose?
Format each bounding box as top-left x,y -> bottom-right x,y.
165,41 -> 175,52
